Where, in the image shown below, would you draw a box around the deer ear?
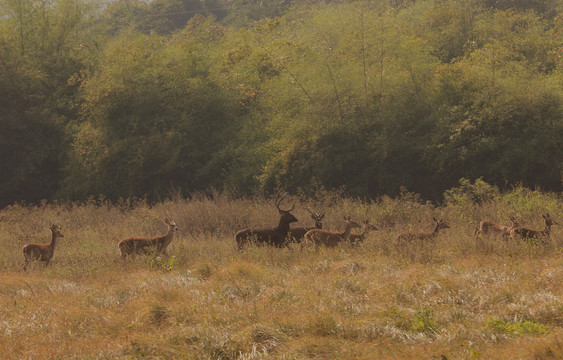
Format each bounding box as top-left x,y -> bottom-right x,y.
433,217 -> 438,222
165,218 -> 170,224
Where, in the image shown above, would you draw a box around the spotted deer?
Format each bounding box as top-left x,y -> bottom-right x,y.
349,220 -> 379,247
23,225 -> 64,271
235,191 -> 298,249
118,218 -> 179,259
303,216 -> 361,250
396,218 -> 450,243
288,207 -> 325,243
510,213 -> 557,244
474,217 -> 519,240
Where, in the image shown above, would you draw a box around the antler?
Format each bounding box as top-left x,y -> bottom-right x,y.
275,190 -> 295,212
307,207 -> 325,217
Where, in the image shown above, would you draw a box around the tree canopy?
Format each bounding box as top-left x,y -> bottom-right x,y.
0,0 -> 561,206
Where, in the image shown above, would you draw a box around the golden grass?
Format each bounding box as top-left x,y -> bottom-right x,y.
0,191 -> 562,359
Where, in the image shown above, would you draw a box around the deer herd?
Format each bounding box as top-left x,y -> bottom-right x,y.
20,191 -> 558,270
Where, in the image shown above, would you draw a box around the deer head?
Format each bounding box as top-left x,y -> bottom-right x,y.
275,191 -> 298,224
307,207 -> 325,229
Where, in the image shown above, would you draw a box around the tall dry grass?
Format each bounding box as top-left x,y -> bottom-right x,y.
0,188 -> 562,359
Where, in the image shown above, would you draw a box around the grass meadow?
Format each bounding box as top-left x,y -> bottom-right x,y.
0,188 -> 562,359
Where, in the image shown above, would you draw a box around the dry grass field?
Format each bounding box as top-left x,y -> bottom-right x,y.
0,188 -> 562,359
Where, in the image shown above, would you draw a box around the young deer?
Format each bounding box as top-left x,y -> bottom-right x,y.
349,220 -> 379,247
235,191 -> 298,249
396,218 -> 450,243
303,216 -> 362,250
474,217 -> 519,240
119,218 -> 179,259
510,213 -> 557,244
288,207 -> 325,243
23,224 -> 64,271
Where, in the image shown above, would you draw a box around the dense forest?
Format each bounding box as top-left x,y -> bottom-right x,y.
0,0 -> 562,207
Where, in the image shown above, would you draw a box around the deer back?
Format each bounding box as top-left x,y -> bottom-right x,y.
23,243 -> 54,261
304,229 -> 342,247
119,219 -> 178,256
476,221 -> 508,235
349,221 -> 378,244
510,214 -> 555,241
235,227 -> 291,248
235,191 -> 297,249
397,218 -> 449,243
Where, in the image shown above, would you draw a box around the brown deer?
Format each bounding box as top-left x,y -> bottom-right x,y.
288,207 -> 325,243
118,218 -> 179,259
235,191 -> 298,249
510,213 -> 557,244
302,216 -> 362,250
474,217 -> 519,240
349,220 -> 379,247
396,218 -> 450,243
23,224 -> 64,271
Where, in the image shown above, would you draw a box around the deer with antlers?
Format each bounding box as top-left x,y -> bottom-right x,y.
23,224 -> 64,271
396,218 -> 450,243
118,218 -> 179,259
288,208 -> 326,243
474,217 -> 519,240
302,216 -> 362,250
349,220 -> 379,247
510,213 -> 557,244
235,191 -> 298,249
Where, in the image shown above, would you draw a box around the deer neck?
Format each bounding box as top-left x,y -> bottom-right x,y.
340,224 -> 355,240
163,228 -> 175,244
275,218 -> 291,235
50,233 -> 60,249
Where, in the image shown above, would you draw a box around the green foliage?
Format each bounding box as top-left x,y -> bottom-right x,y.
149,256 -> 176,272
412,308 -> 439,335
487,318 -> 549,335
444,178 -> 500,206
0,0 -> 561,206
62,23 -> 239,200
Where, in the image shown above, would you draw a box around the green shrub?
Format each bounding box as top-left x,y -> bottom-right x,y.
487,318 -> 548,335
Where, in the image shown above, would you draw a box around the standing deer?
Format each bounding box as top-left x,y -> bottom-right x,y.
396,218 -> 450,243
510,213 -> 557,243
118,218 -> 179,259
474,217 -> 519,240
288,208 -> 325,243
302,216 -> 362,250
23,224 -> 64,271
349,220 -> 379,247
235,191 -> 298,249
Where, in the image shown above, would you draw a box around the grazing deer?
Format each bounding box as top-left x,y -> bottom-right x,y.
23,224 -> 64,271
510,213 -> 557,244
235,191 -> 298,249
474,217 -> 519,240
288,207 -> 325,243
302,216 -> 362,250
396,218 -> 450,243
349,220 -> 379,247
118,218 -> 179,259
